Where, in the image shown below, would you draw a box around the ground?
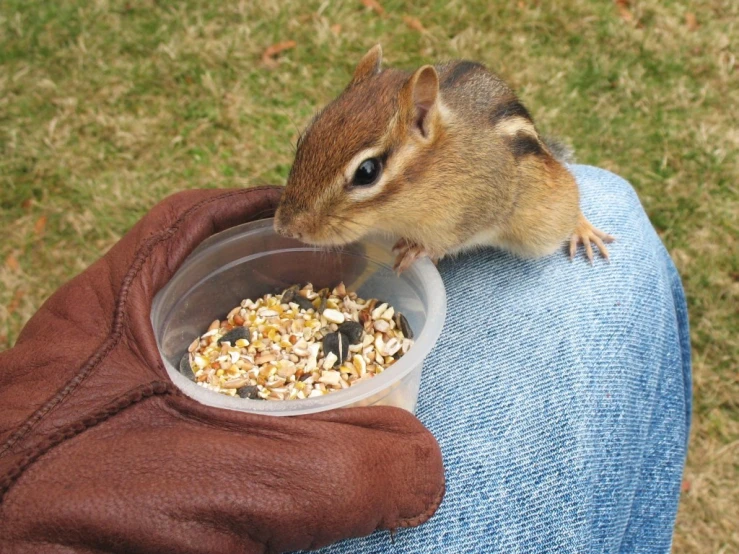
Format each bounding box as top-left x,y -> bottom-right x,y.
0,1 -> 737,551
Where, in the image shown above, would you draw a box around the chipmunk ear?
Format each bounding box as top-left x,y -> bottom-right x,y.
351,44 -> 382,85
404,65 -> 439,139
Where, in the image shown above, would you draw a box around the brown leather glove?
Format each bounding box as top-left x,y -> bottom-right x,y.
0,187 -> 445,554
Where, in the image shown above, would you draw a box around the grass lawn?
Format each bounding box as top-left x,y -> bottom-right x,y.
1,1 -> 736,551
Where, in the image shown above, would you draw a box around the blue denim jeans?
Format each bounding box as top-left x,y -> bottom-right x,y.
301,165 -> 692,554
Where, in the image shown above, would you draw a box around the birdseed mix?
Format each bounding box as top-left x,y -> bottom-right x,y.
179,283 -> 414,401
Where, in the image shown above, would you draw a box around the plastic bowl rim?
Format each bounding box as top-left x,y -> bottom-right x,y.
153,218 -> 446,416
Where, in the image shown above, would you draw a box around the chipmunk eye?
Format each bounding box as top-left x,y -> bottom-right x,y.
353,158 -> 382,186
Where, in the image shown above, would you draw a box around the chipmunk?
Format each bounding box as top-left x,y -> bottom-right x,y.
274,45 -> 613,272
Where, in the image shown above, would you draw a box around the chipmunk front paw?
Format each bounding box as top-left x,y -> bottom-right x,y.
392,239 -> 435,274
569,214 -> 615,264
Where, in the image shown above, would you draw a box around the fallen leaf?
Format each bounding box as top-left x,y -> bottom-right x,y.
262,40 -> 297,68
34,215 -> 47,236
5,254 -> 20,271
21,198 -> 32,210
330,23 -> 342,35
681,479 -> 691,493
518,1 -> 525,8
403,15 -> 426,33
614,0 -> 633,23
685,12 -> 698,31
361,0 -> 385,16
7,289 -> 25,315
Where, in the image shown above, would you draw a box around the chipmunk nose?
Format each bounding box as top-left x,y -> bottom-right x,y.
273,210 -> 304,240
279,226 -> 303,240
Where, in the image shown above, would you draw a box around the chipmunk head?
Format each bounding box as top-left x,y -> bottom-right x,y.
274,44 -> 444,245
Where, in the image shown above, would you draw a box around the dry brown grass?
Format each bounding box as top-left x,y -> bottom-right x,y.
1,1 -> 737,551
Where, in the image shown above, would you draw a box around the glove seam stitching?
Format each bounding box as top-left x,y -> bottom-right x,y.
0,187 -> 281,460
0,381 -> 177,504
395,481 -> 446,529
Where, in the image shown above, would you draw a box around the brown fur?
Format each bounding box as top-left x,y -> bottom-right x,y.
274,45 -> 609,264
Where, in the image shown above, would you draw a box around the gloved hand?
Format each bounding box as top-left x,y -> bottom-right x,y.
0,187 -> 445,554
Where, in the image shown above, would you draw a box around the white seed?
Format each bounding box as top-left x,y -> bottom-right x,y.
353,354 -> 366,377
277,364 -> 297,378
371,303 -> 388,319
188,337 -> 200,353
380,306 -> 395,321
373,319 -> 390,333
255,353 -> 276,364
305,343 -> 320,372
319,370 -> 341,386
402,338 -> 413,354
222,377 -> 250,388
323,352 -> 338,369
208,320 -> 221,332
322,309 -> 345,324
374,334 -> 384,353
383,338 -> 401,356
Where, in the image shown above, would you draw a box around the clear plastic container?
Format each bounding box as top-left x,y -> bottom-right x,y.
151,218 -> 446,416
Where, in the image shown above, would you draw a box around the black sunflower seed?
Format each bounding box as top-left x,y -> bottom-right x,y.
293,295 -> 315,311
280,284 -> 300,305
337,321 -> 364,344
237,385 -> 261,399
316,288 -> 331,314
393,312 -> 413,339
179,353 -> 196,381
323,332 -> 349,366
217,326 -> 250,346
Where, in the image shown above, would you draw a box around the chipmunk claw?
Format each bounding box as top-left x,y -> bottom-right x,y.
393,239 -> 432,274
569,215 -> 614,264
